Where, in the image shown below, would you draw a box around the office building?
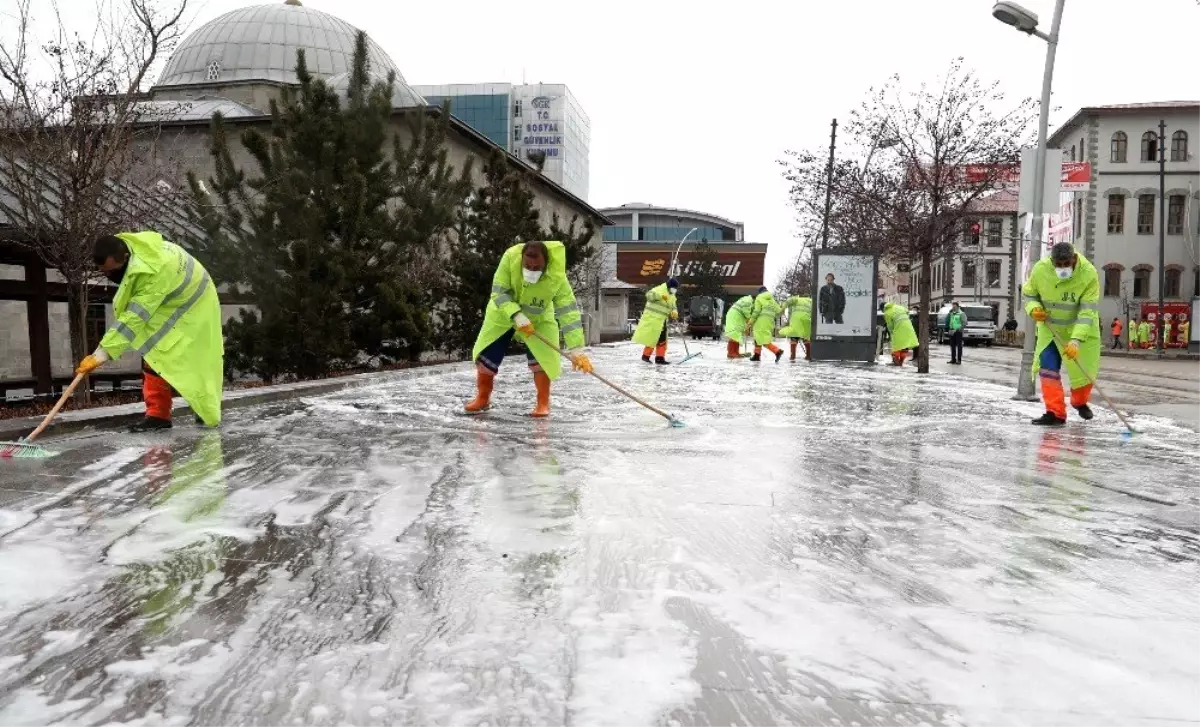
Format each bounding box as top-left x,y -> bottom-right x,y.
411,82 -> 591,200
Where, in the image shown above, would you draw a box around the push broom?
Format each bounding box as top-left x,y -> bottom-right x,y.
530,331 -> 685,427
0,371 -> 85,459
1044,325 -> 1137,440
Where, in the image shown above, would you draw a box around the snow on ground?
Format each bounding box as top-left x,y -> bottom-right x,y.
0,340 -> 1197,726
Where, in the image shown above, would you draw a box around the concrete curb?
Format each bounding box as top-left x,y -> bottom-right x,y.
1100,350 -> 1199,361
0,362 -> 471,443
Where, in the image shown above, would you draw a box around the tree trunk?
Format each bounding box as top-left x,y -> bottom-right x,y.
917,247 -> 932,374
66,282 -> 92,404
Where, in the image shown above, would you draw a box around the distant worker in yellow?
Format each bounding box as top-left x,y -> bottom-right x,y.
778,294 -> 812,361
632,278 -> 680,364
465,241 -> 592,418
749,286 -> 784,362
723,294 -> 754,359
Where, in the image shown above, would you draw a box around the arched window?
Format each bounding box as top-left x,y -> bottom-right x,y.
1110,132 -> 1127,162
1102,264 -> 1122,297
1141,131 -> 1158,162
1165,267 -> 1183,298
1132,265 -> 1153,298
1171,130 -> 1189,161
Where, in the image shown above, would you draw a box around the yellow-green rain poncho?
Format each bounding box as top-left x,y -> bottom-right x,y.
724,295 -> 754,344
471,241 -> 584,380
779,296 -> 812,340
1022,252 -> 1101,388
750,290 -> 781,346
99,231 -> 224,425
632,282 -> 677,347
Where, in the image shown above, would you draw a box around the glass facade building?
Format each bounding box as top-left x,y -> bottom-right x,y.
420,92 -> 510,150
411,82 -> 591,201
599,205 -> 745,243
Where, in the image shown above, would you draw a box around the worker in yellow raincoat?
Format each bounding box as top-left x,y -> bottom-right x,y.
882,302 -> 918,366
465,241 -> 592,418
749,286 -> 784,362
1022,242 -> 1101,426
723,294 -> 754,359
632,278 -> 680,364
778,295 -> 812,361
78,233 -> 224,431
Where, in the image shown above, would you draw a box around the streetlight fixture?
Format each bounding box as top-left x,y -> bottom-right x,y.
993,0 -> 1067,401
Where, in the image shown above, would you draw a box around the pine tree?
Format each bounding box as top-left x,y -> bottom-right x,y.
186,33 -> 471,380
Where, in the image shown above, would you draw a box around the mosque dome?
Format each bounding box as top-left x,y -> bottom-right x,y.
325,72 -> 427,108
154,1 -> 402,89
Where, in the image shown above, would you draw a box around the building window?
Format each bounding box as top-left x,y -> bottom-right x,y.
1103,267 -> 1121,297
965,219 -> 980,247
1168,195 -> 1185,234
1133,267 -> 1151,298
1171,130 -> 1189,161
85,304 -> 107,352
1141,131 -> 1158,162
1137,195 -> 1155,234
1165,268 -> 1182,298
513,100 -> 522,118
1111,132 -> 1127,162
962,259 -> 977,289
513,125 -> 521,142
986,218 -> 1003,247
1070,144 -> 1076,161
986,259 -> 1001,288
1107,195 -> 1125,233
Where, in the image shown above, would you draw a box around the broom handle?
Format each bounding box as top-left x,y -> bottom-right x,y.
1044,324 -> 1135,432
26,372 -> 86,443
529,330 -> 675,422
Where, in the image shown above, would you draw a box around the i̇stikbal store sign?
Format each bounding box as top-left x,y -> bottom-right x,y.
615,247 -> 766,289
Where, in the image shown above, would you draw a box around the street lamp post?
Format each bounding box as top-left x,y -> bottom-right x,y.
1157,119 -> 1167,355
993,0 -> 1067,401
821,118 -> 838,249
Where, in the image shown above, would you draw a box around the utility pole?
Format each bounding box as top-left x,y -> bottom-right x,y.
821,118 -> 837,249
1157,119 -> 1167,355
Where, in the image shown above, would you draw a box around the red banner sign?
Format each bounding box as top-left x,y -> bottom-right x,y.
1140,302 -> 1190,348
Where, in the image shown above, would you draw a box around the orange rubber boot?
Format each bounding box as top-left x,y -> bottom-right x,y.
789,341 -> 797,360
464,368 -> 495,413
727,340 -> 741,358
1040,374 -> 1068,419
1070,383 -> 1093,408
143,369 -> 174,421
531,371 -> 551,418
803,339 -> 812,360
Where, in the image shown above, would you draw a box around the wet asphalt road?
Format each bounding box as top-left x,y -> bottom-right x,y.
1,341 -> 1198,726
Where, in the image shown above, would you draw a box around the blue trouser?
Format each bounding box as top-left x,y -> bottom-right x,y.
1039,340 -> 1062,371
476,328 -> 537,374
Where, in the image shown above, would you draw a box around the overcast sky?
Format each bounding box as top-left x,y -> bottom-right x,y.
13,0 -> 1198,282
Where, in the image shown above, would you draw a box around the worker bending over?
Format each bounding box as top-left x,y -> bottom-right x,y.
881,302 -> 918,366
749,286 -> 783,362
465,241 -> 592,418
79,232 -> 224,431
633,278 -> 680,364
1022,241 -> 1101,426
723,294 -> 754,359
779,294 -> 812,361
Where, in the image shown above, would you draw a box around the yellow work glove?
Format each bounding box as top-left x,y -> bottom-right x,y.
1030,307 -> 1048,322
670,310 -> 679,321
513,312 -> 535,338
1063,339 -> 1080,359
75,352 -> 107,375
660,293 -> 671,303
569,351 -> 593,374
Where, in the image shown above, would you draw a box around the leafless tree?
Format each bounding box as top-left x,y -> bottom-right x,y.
773,242 -> 815,300
781,59 -> 1036,372
0,0 -> 189,386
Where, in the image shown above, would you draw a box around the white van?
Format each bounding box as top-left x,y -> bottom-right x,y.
935,302 -> 996,346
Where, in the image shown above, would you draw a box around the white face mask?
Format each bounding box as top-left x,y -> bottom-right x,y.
523,268 -> 543,285
1055,266 -> 1073,281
